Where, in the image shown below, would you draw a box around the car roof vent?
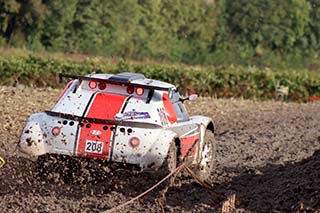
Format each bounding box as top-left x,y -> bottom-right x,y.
109,72 -> 145,83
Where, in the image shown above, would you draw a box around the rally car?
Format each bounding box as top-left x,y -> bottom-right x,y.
19,72 -> 216,180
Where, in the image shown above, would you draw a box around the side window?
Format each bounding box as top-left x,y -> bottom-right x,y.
171,91 -> 189,122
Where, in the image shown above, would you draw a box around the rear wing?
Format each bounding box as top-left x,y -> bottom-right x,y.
57,73 -> 175,92
45,111 -> 161,129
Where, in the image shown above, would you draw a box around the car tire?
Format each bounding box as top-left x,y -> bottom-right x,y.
193,129 -> 216,181
157,141 -> 177,184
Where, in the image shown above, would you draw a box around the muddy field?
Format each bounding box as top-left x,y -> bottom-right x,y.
0,86 -> 319,212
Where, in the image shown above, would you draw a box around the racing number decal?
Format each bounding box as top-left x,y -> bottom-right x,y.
77,93 -> 127,159
85,140 -> 104,154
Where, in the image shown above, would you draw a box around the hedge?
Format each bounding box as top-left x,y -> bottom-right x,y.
0,55 -> 319,102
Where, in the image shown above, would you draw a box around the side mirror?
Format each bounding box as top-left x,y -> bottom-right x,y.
188,94 -> 198,101
181,94 -> 198,103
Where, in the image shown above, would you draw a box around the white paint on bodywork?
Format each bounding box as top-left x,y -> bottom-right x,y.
140,129 -> 177,169
131,78 -> 175,90
19,113 -> 50,156
180,126 -> 198,137
52,81 -> 95,117
189,115 -> 214,163
190,115 -> 213,127
19,73 -> 214,170
112,127 -> 176,169
45,117 -> 78,155
122,96 -> 164,126
19,113 -> 78,156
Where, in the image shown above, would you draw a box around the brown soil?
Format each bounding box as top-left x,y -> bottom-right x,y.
0,86 -> 319,212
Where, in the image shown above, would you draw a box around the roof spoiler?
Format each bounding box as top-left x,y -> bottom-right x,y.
45,111 -> 161,129
57,73 -> 174,92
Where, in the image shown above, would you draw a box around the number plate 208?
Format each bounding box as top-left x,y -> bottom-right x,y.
85,140 -> 104,154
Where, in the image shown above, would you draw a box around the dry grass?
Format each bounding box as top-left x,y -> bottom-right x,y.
221,194 -> 246,213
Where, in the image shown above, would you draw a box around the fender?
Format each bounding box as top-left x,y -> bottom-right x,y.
140,129 -> 177,170
19,113 -> 51,156
19,112 -> 79,157
189,115 -> 215,164
190,115 -> 215,132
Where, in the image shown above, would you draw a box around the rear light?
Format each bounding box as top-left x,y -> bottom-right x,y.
127,86 -> 134,94
52,127 -> 61,136
88,80 -> 97,89
136,87 -> 144,96
98,82 -> 106,90
129,137 -> 140,148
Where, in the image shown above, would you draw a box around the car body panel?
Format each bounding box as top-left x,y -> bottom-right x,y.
75,92 -> 128,159
19,72 -> 214,170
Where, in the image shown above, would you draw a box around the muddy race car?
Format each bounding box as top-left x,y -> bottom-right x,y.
19,72 -> 216,180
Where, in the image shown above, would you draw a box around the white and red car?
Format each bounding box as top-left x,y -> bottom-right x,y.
19,72 -> 216,180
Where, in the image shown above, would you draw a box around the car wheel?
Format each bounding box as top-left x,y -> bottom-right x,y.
157,141 -> 177,184
194,129 -> 215,181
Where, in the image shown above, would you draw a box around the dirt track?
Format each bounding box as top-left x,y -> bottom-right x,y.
0,86 -> 319,212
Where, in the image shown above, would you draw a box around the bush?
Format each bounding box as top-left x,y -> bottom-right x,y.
0,55 -> 319,102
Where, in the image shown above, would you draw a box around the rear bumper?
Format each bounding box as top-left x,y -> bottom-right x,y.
19,112 -> 178,171
19,113 -> 49,156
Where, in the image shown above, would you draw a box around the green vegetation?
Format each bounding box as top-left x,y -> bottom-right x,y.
0,54 -> 319,102
1,1 -> 319,101
1,0 -> 320,68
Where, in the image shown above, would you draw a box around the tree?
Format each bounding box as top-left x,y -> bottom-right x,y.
0,0 -> 46,48
138,0 -> 218,64
98,0 -> 142,58
41,0 -> 78,51
225,0 -> 311,51
305,0 -> 320,51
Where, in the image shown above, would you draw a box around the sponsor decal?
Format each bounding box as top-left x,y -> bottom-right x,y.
157,108 -> 169,126
115,110 -> 151,120
90,130 -> 102,135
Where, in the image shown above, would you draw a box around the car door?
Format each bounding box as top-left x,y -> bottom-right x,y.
169,90 -> 200,158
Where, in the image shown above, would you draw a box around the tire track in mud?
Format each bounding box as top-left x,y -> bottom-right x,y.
0,87 -> 319,212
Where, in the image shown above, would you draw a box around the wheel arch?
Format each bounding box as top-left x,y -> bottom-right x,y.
140,129 -> 178,170
206,121 -> 215,133
174,137 -> 182,162
188,116 -> 215,165
190,115 -> 215,134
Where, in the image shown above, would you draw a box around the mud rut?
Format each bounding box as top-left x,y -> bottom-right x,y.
0,86 -> 319,212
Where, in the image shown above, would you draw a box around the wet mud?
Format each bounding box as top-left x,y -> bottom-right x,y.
0,87 -> 319,212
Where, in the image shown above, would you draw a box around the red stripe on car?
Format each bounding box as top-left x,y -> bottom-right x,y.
162,93 -> 177,124
181,133 -> 200,158
76,93 -> 127,159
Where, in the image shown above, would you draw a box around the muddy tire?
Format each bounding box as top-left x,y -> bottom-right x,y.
194,130 -> 215,181
157,141 -> 177,184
